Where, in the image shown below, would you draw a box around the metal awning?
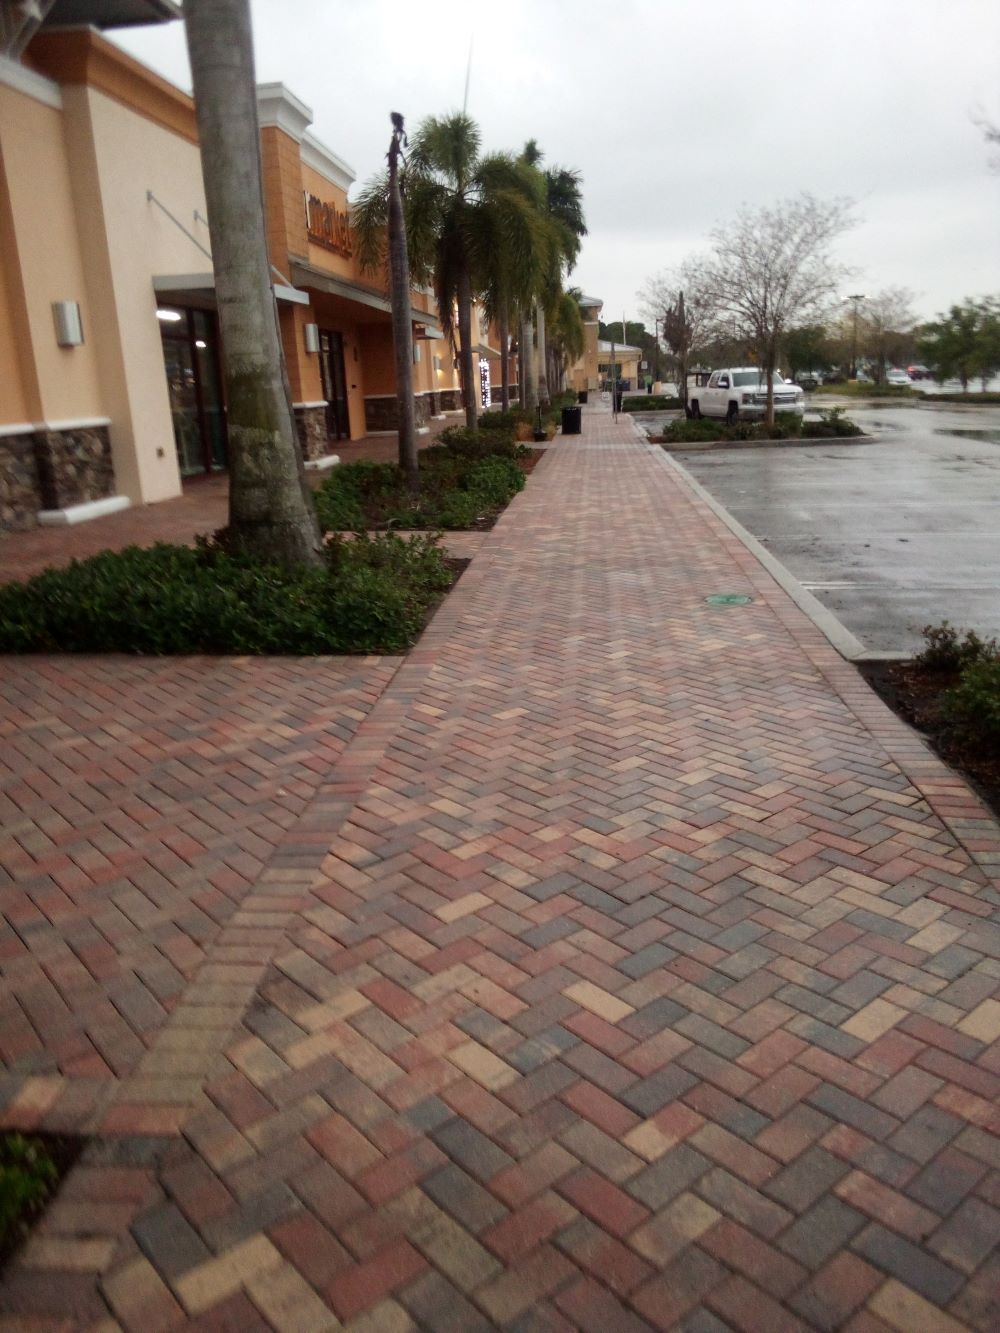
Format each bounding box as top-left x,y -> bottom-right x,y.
42,0 -> 180,28
289,259 -> 444,331
153,272 -> 310,306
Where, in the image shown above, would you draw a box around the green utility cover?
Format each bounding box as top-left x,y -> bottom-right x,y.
704,593 -> 753,606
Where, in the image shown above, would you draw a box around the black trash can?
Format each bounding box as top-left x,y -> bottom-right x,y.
578,389 -> 589,404
561,405 -> 582,436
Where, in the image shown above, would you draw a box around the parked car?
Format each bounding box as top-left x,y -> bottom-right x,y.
689,368 -> 805,422
886,368 -> 913,386
797,371 -> 824,391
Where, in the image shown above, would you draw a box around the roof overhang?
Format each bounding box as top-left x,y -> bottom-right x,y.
42,0 -> 181,29
154,273 -> 310,306
289,259 -> 444,330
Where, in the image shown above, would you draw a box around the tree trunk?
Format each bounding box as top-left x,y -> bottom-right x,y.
536,301 -> 550,407
457,269 -> 477,429
764,339 -> 777,426
184,0 -> 321,567
521,312 -> 537,414
499,301 -> 510,411
387,122 -> 418,490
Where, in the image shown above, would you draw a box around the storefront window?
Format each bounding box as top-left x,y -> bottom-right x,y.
157,305 -> 228,477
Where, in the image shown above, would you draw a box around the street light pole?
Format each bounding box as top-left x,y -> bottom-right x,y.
848,293 -> 866,379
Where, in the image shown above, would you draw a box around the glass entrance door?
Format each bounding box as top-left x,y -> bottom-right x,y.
158,305 -> 228,476
319,330 -> 350,440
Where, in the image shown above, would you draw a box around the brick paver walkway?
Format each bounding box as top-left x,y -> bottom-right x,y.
2,403 -> 999,1330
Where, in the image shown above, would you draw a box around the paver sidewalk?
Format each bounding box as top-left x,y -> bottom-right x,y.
2,402 -> 999,1330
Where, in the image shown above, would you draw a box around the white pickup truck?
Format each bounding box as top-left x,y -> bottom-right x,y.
689,368 -> 805,423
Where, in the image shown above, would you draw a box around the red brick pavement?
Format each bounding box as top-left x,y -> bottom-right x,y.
2,401 -> 1000,1330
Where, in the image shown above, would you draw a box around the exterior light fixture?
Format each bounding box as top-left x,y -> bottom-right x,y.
52,301 -> 83,346
303,323 -> 320,353
194,339 -> 207,349
412,344 -> 421,364
156,308 -> 183,322
433,355 -> 442,371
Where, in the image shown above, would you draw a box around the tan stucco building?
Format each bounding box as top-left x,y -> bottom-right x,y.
0,1 -> 499,532
567,295 -> 641,394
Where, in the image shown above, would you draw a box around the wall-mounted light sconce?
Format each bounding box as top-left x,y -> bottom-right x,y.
304,323 -> 320,353
412,344 -> 422,365
52,301 -> 83,347
433,355 -> 442,372
453,356 -> 460,370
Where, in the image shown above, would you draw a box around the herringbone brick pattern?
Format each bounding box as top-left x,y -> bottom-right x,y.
0,656 -> 398,1132
1,402 -> 999,1330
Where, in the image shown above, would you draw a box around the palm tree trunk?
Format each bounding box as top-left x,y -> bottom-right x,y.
387,121 -> 418,490
536,301 -> 550,407
457,268 -> 477,429
184,0 -> 321,567
521,312 -> 537,414
499,301 -> 510,411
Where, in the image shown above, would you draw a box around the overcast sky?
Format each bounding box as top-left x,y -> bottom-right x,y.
113,0 -> 1000,327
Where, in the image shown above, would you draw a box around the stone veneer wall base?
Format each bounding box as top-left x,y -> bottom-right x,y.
1,420 -> 117,532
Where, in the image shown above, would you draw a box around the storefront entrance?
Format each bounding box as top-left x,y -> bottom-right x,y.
158,304 -> 228,477
318,329 -> 350,440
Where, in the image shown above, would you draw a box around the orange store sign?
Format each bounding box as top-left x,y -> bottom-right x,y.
304,191 -> 352,258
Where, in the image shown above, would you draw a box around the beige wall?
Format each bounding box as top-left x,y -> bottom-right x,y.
0,145 -> 33,425
0,82 -> 105,427
62,83 -> 212,503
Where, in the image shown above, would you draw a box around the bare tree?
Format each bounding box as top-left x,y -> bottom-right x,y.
859,287 -> 918,384
701,194 -> 855,424
184,0 -> 322,566
639,259 -> 717,414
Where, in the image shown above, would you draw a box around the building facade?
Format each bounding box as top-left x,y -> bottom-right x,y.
0,6 -> 498,533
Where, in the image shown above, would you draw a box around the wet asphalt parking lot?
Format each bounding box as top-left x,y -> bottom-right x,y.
635,397 -> 1000,655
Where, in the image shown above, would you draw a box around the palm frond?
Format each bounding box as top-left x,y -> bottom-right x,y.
351,171 -> 391,274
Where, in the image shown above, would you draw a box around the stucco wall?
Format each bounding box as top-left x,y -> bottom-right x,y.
62,83 -> 212,503
0,82 -> 105,426
0,156 -> 32,426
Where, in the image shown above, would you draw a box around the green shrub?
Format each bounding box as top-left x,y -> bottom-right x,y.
800,406 -> 863,438
438,425 -> 518,458
943,658 -> 1000,748
623,394 -> 683,411
463,456 -> 525,507
478,409 -> 530,431
660,410 -> 861,446
914,622 -> 999,674
0,1134 -> 58,1248
0,535 -> 454,656
316,443 -> 526,533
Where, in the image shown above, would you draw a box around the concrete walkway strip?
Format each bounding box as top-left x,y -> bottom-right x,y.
1,400 -> 998,1331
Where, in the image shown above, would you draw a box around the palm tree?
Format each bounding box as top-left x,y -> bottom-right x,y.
184,0 -> 322,567
353,115 -> 419,488
475,156 -> 547,412
518,144 -> 587,410
404,113 -> 532,429
548,289 -> 586,394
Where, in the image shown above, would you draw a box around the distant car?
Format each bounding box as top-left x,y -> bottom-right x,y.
886,368 -> 913,387
797,371 -> 824,390
689,368 -> 805,423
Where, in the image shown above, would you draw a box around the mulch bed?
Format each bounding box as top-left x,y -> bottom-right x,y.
858,660 -> 1000,823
